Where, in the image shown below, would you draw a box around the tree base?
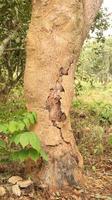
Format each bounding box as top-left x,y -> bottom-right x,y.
26,138 -> 85,192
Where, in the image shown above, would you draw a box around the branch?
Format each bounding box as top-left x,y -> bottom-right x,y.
4,47 -> 25,52
0,71 -> 23,95
0,30 -> 18,57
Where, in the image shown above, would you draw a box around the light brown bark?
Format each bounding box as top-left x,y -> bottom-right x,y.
24,0 -> 102,190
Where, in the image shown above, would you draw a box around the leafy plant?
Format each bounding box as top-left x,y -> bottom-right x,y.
99,104 -> 112,124
0,111 -> 48,163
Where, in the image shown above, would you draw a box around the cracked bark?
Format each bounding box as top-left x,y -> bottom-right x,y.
24,0 -> 102,191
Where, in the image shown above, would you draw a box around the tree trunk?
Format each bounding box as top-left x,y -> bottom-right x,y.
24,0 -> 102,190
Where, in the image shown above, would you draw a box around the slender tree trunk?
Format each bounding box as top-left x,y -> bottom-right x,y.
24,0 -> 102,190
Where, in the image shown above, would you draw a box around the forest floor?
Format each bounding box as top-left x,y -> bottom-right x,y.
0,82 -> 112,200
71,110 -> 112,200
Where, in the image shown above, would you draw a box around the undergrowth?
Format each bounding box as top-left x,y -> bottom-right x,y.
72,80 -> 112,171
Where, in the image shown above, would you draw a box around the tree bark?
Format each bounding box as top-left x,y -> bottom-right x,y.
24,0 -> 102,190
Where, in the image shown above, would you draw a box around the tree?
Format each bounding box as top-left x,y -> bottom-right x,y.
24,0 -> 102,191
91,8 -> 110,42
0,0 -> 31,97
76,37 -> 112,84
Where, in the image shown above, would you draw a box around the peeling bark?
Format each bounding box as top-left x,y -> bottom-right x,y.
24,0 -> 102,191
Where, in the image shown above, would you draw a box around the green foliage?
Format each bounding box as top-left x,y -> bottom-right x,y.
72,99 -> 81,108
87,102 -> 112,124
99,104 -> 112,124
0,0 -> 31,94
73,98 -> 112,125
72,80 -> 112,159
91,8 -> 110,42
0,111 -> 48,163
75,80 -> 83,96
77,37 -> 112,84
79,6 -> 111,111
0,87 -> 26,123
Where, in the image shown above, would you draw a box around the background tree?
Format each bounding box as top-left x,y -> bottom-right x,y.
91,8 -> 110,42
76,37 -> 112,84
0,0 -> 31,97
24,0 -> 102,190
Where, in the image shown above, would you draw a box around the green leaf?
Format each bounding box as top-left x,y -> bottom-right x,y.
8,121 -> 17,133
28,132 -> 41,151
10,148 -> 40,162
23,118 -> 31,129
0,124 -> 8,134
0,140 -> 6,148
18,149 -> 29,162
10,132 -> 41,151
17,121 -> 25,131
10,133 -> 29,147
10,134 -> 17,144
28,148 -> 40,161
40,149 -> 48,161
10,151 -> 19,161
10,133 -> 21,145
31,112 -> 37,122
26,113 -> 35,125
19,134 -> 29,148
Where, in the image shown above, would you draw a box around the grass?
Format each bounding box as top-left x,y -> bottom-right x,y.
0,86 -> 26,123
71,80 -> 112,170
73,80 -> 112,125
